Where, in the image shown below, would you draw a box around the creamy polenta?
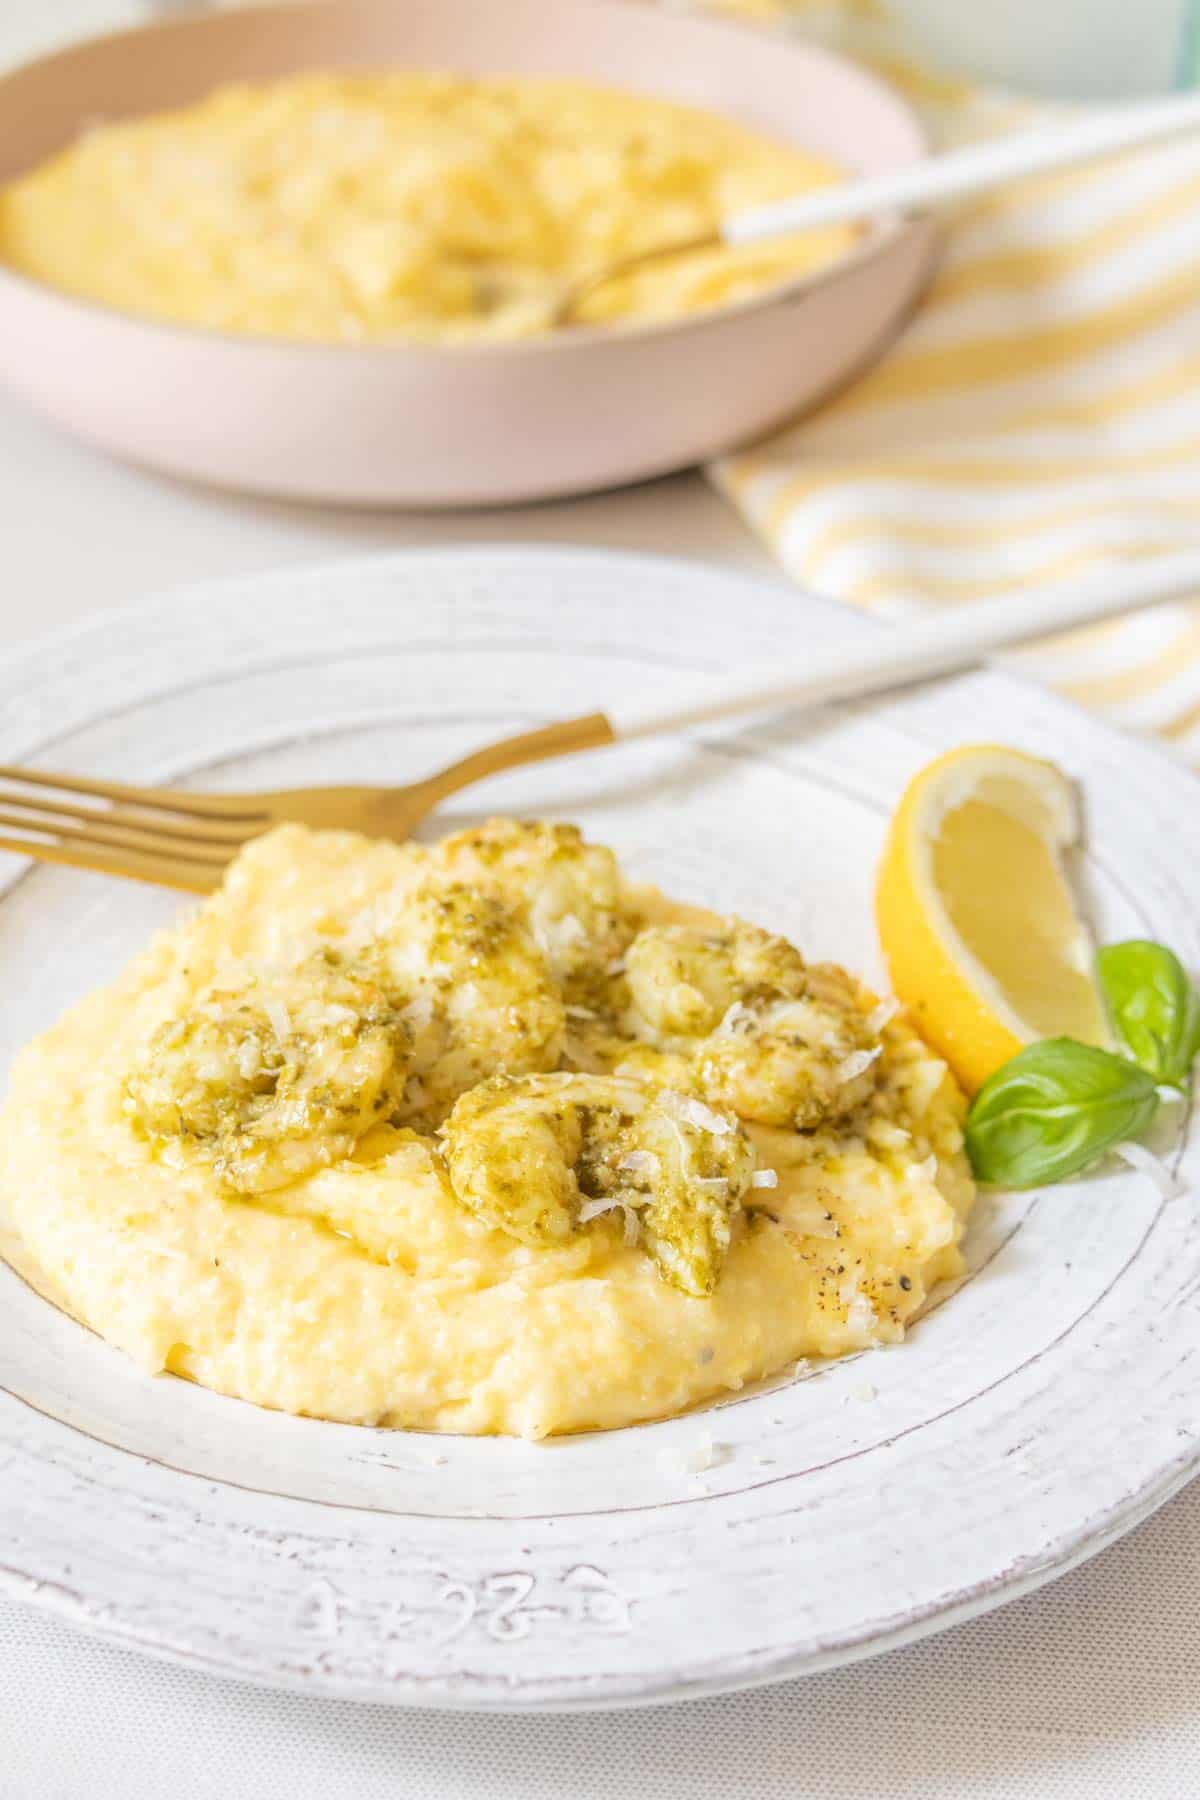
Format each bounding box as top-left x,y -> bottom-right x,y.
0,73 -> 853,342
0,820 -> 973,1438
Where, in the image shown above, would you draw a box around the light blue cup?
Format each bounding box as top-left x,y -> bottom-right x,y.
885,0 -> 1200,97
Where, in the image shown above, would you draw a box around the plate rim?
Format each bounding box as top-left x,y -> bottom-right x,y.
3,1443 -> 1196,1713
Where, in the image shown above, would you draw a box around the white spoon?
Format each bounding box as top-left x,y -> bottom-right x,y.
556,88 -> 1200,323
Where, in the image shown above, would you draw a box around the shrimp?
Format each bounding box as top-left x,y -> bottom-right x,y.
432,819 -> 632,988
625,921 -> 880,1129
624,921 -> 798,1036
377,881 -> 565,1124
124,948 -> 408,1193
126,878 -> 565,1185
440,1071 -> 755,1296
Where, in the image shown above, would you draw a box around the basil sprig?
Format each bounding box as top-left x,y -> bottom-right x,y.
1097,940 -> 1200,1090
964,939 -> 1198,1189
965,1039 -> 1160,1188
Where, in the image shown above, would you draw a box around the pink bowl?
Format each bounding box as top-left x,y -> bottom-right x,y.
0,0 -> 936,507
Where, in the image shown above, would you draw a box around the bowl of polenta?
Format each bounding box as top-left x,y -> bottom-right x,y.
0,0 -> 935,506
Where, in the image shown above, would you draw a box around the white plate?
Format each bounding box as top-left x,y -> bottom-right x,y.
1,547 -> 1197,1710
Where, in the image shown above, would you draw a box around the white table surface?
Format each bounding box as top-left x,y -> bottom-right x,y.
3,7 -> 1200,1797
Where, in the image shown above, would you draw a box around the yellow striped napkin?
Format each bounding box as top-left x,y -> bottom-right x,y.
697,3 -> 1200,764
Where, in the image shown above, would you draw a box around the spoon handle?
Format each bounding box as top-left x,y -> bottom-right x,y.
725,89 -> 1200,246
604,552 -> 1200,741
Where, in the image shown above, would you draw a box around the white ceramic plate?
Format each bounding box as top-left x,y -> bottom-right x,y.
1,547 -> 1197,1710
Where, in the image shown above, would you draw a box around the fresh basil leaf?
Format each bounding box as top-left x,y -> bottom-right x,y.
1097,940 -> 1200,1089
965,1038 -> 1159,1188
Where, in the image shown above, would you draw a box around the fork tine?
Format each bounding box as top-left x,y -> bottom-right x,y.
0,804 -> 232,869
0,828 -> 223,894
0,783 -> 260,847
0,764 -> 273,823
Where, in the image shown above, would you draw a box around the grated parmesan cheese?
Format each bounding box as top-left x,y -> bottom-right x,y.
344,903 -> 391,951
233,1041 -> 263,1081
716,1000 -> 755,1037
543,912 -> 588,954
323,1003 -> 359,1027
842,1284 -> 877,1336
578,1197 -> 621,1224
618,1150 -> 660,1177
210,957 -> 245,995
656,1432 -> 728,1478
660,1090 -> 734,1136
400,992 -> 435,1033
263,997 -> 292,1042
578,1196 -> 642,1245
750,1168 -> 779,1190
866,998 -> 900,1035
836,1045 -> 882,1084
789,1205 -> 839,1240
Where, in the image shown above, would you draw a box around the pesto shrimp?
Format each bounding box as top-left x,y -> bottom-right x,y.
624,921 -> 881,1129
124,948 -> 409,1193
432,819 -> 633,988
377,881 -> 565,1125
440,1071 -> 756,1296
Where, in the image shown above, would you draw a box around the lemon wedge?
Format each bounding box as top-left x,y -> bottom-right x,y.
875,744 -> 1110,1093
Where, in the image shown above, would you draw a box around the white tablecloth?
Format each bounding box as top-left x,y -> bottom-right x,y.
3,7 -> 1199,1796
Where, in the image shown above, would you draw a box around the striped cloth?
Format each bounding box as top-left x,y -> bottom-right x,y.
698,3 -> 1200,764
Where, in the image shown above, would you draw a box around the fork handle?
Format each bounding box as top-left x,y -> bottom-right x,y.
421,553 -> 1200,803
602,552 -> 1200,741
421,711 -> 616,797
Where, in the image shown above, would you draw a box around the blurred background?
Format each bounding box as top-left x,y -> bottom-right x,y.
13,1 -> 1200,100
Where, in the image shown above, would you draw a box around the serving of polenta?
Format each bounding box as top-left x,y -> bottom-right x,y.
0,819 -> 973,1439
0,72 -> 854,343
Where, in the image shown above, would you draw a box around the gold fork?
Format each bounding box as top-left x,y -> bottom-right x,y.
2,551 -> 1197,894
0,714 -> 614,894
